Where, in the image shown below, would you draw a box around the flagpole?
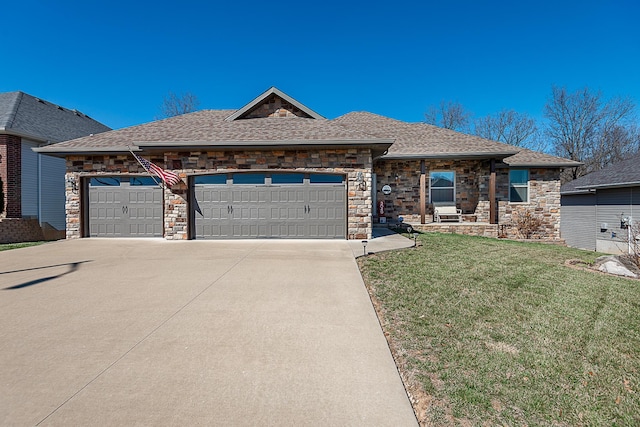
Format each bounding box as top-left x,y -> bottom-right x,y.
128,145 -> 166,190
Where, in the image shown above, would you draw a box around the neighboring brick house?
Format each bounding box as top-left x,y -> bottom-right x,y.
0,92 -> 110,242
561,154 -> 640,253
36,87 -> 578,241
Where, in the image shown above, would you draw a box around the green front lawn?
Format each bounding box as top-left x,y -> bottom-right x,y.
358,233 -> 640,426
0,241 -> 46,251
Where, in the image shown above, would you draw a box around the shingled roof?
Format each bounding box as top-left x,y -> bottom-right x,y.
561,153 -> 640,194
0,91 -> 110,142
33,87 -> 579,169
332,112 -> 580,167
332,112 -> 519,159
35,109 -> 393,156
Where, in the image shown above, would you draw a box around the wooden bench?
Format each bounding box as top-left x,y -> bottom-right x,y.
434,206 -> 462,222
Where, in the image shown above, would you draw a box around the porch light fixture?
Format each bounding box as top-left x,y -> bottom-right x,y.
362,240 -> 368,256
356,171 -> 366,191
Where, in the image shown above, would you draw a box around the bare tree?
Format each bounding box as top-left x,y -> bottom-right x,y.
544,86 -> 638,180
158,91 -> 200,118
474,110 -> 543,150
425,100 -> 471,132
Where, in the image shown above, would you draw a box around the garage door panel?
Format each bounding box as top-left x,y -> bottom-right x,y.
88,178 -> 162,238
194,174 -> 346,239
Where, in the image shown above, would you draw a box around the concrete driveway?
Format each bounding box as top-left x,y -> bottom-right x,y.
0,239 -> 417,426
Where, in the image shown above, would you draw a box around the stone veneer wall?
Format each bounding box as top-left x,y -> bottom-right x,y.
498,168 -> 562,240
374,160 -> 563,240
64,148 -> 373,240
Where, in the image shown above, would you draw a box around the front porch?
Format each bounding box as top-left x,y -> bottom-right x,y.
383,219 -> 500,238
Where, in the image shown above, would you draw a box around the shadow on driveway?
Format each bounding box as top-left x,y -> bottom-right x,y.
2,260 -> 92,290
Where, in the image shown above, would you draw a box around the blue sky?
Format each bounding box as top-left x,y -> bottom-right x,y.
2,0 -> 639,130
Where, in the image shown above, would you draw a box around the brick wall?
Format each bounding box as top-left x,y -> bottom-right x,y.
0,218 -> 44,243
374,160 -> 563,240
0,134 -> 22,218
65,148 -> 373,240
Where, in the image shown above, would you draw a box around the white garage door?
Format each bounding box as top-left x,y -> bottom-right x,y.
88,176 -> 163,237
193,172 -> 346,239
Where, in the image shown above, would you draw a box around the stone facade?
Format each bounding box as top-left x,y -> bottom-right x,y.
243,94 -> 311,119
64,148 -> 373,240
374,160 -> 563,240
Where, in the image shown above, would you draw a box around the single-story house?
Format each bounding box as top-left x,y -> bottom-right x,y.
561,154 -> 640,253
0,91 -> 111,242
35,87 -> 579,241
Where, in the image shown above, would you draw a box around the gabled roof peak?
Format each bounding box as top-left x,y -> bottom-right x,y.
225,87 -> 324,121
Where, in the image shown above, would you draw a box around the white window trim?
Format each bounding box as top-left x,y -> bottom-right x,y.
509,169 -> 530,204
429,170 -> 456,204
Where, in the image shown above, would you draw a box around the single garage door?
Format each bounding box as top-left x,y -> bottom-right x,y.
88,176 -> 163,237
193,172 -> 346,239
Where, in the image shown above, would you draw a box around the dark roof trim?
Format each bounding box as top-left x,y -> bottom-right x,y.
560,189 -> 595,195
0,126 -> 49,143
574,181 -> 640,190
225,87 -> 324,121
502,162 -> 582,168
34,139 -> 394,157
135,138 -> 393,149
380,150 -> 519,160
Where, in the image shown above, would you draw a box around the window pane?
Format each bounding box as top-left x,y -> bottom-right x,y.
310,174 -> 343,184
90,177 -> 121,186
431,188 -> 454,203
232,173 -> 265,184
194,174 -> 227,185
510,186 -> 528,203
510,170 -> 529,185
130,176 -> 158,186
430,171 -> 454,187
271,173 -> 304,184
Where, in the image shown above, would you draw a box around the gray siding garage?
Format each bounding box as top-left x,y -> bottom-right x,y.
561,154 -> 640,254
88,176 -> 163,237
192,172 -> 346,239
560,193 -> 596,251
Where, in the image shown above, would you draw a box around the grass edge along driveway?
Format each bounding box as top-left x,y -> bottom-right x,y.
358,232 -> 640,426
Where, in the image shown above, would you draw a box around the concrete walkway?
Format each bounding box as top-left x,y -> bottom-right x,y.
0,238 -> 417,426
348,226 -> 416,258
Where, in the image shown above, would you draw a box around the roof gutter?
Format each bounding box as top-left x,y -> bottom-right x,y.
134,138 -> 393,149
0,127 -> 49,143
575,180 -> 640,190
380,150 -> 519,160
500,162 -> 583,168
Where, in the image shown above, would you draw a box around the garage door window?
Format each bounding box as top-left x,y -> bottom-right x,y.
310,174 -> 344,184
90,177 -> 121,186
271,173 -> 304,184
233,173 -> 265,185
130,176 -> 158,186
194,175 -> 227,185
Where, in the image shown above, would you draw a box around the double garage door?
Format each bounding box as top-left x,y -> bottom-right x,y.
87,173 -> 346,239
193,172 -> 346,239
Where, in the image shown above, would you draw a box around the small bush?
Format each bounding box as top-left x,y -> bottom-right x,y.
513,210 -> 543,239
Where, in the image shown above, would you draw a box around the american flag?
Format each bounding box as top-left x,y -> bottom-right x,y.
131,151 -> 181,187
